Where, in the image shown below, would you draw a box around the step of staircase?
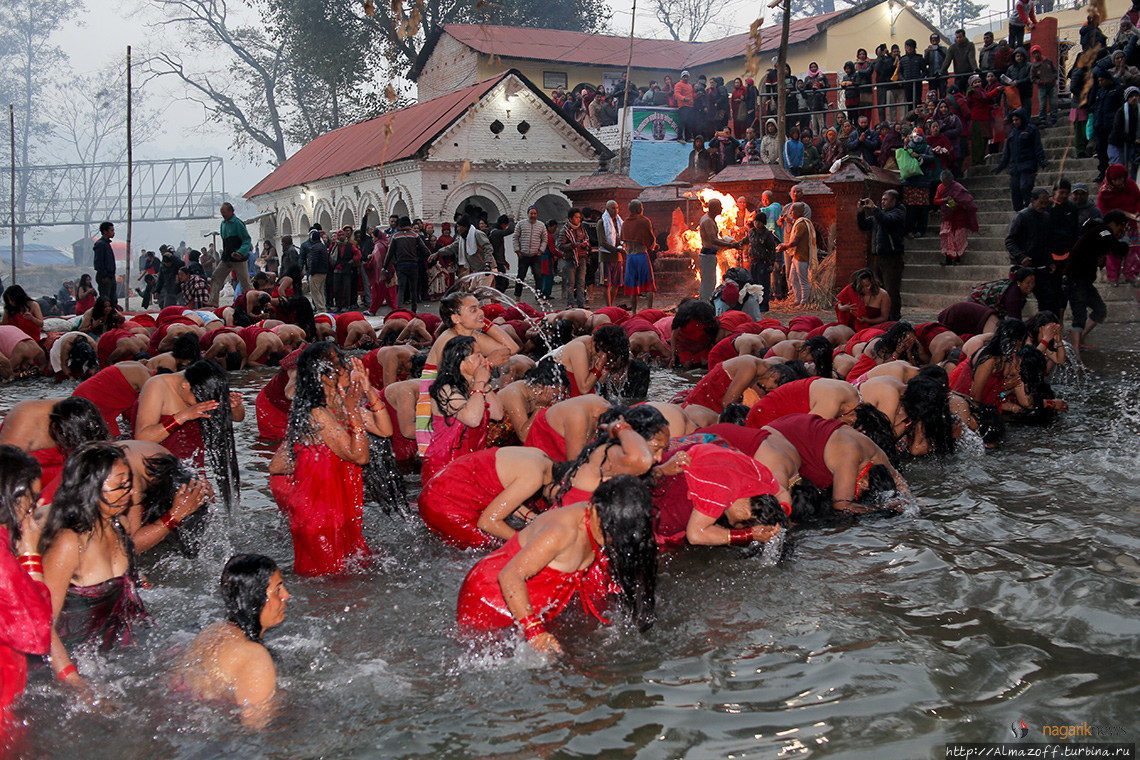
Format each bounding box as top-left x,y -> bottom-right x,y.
898,120 -> 1140,323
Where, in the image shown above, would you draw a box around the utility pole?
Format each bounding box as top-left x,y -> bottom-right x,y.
126,45 -> 133,311
8,105 -> 14,287
775,0 -> 791,162
618,0 -> 638,174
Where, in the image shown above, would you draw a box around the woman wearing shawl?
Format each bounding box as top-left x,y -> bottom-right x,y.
730,78 -> 749,138
901,127 -> 936,237
804,63 -> 829,135
934,170 -> 979,266
967,74 -> 1002,165
926,119 -> 958,175
877,123 -> 903,169
1097,163 -> 1140,285
820,127 -> 845,170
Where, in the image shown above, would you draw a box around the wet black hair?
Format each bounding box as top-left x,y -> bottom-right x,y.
859,464 -> 897,507
524,355 -> 570,393
265,351 -> 286,368
363,433 -> 410,518
592,475 -> 657,632
2,285 -> 33,319
410,351 -> 428,378
902,377 -> 956,455
851,403 -> 897,464
973,318 -> 1028,370
714,493 -> 789,531
592,324 -> 631,374
552,404 -> 668,507
184,360 -> 240,511
67,338 -> 99,379
871,321 -> 916,361
140,453 -> 196,525
41,442 -> 134,572
286,342 -> 348,462
221,553 -> 279,643
49,397 -> 109,454
439,291 -> 471,330
171,331 -> 202,363
673,298 -> 719,347
769,362 -> 804,385
225,350 -> 244,371
622,359 -> 651,399
0,444 -> 41,553
230,308 -> 254,328
975,402 -> 1006,445
788,476 -> 839,526
429,335 -> 476,422
286,296 -> 317,340
805,336 -> 833,378
1016,346 -> 1057,424
719,403 -> 750,425
916,363 -> 949,390
1024,310 -> 1058,344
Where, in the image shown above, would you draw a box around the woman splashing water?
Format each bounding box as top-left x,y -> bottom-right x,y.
174,554 -> 289,729
457,475 -> 657,655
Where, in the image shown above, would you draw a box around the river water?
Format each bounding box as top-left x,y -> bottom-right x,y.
3,325 -> 1139,759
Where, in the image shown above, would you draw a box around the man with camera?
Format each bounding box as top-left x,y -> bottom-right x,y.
856,191 -> 906,321
209,202 -> 253,306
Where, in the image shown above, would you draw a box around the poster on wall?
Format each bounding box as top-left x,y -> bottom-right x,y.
631,107 -> 680,142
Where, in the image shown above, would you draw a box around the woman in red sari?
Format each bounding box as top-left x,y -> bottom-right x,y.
456,475 -> 657,655
934,170 -> 979,265
1,286 -> 44,344
835,268 -> 890,330
1096,163 -> 1140,284
272,342 -> 390,576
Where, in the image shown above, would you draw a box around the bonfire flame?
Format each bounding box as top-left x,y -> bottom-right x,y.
672,188 -> 750,289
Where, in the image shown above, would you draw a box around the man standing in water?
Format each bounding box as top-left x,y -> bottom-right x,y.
698,198 -> 742,302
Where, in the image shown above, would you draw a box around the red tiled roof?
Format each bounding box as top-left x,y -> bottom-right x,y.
245,74 -> 510,199
443,11 -> 848,71
565,174 -> 644,191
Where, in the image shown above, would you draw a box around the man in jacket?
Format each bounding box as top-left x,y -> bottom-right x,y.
978,31 -> 998,73
1065,211 -> 1125,363
1109,85 -> 1140,177
846,114 -> 881,163
898,39 -> 926,117
857,190 -> 906,320
302,229 -> 329,311
487,214 -> 516,292
873,44 -> 896,124
557,208 -> 592,307
1030,45 -> 1060,126
209,202 -> 253,306
155,246 -> 186,308
1090,69 -> 1124,181
515,205 -> 546,299
93,221 -> 117,305
1005,188 -> 1055,311
328,228 -> 360,311
435,215 -> 494,283
940,29 -> 978,94
925,33 -> 948,99
596,200 -> 625,307
280,235 -> 300,276
383,216 -> 431,312
993,108 -> 1048,210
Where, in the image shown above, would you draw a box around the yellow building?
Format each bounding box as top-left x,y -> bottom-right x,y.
413,0 -> 943,100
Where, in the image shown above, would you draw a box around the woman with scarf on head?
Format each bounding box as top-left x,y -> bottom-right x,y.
1097,163 -> 1140,285
820,126 -> 845,170
876,122 -> 904,168
967,74 -> 1003,166
934,169 -> 979,266
1109,86 -> 1140,181
901,127 -> 936,237
730,77 -> 749,138
804,62 -> 829,135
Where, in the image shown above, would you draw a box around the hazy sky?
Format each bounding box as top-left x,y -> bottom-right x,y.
33,0 -> 1003,252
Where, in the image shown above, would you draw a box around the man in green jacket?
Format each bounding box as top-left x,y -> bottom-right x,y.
210,202 -> 253,306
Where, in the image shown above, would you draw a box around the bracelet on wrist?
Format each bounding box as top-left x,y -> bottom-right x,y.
161,511 -> 182,531
482,319 -> 495,333
56,664 -> 78,682
589,367 -> 602,378
518,614 -> 547,641
163,417 -> 182,435
728,528 -> 755,546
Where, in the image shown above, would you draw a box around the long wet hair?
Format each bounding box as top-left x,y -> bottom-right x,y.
1016,346 -> 1057,424
49,397 -> 109,454
524,355 -> 570,397
592,475 -> 657,631
363,433 -> 410,518
171,331 -> 202,365
286,342 -> 348,461
41,442 -> 137,580
622,359 -> 651,399
972,318 -> 1027,370
592,324 -> 631,374
429,335 -> 476,422
719,403 -> 750,425
805,336 -> 833,378
901,376 -> 956,455
871,321 -> 915,361
769,362 -> 804,385
140,453 -> 196,524
221,553 -> 279,643
66,338 -> 99,380
284,296 -> 317,340
1024,310 -> 1058,347
673,298 -> 719,346
2,285 -> 33,318
184,360 -> 240,510
552,404 -> 668,506
851,403 -> 897,464
0,445 -> 41,553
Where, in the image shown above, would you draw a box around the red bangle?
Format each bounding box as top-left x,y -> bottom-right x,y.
482,319 -> 495,333
56,664 -> 78,681
590,367 -> 602,378
728,529 -> 754,546
518,614 -> 546,640
163,417 -> 181,434
779,501 -> 792,517
161,511 -> 181,531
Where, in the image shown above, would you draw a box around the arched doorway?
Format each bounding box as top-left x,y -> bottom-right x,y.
318,209 -> 333,231
533,194 -> 571,223
281,216 -> 293,236
391,199 -> 410,220
454,195 -> 500,226
340,208 -> 354,229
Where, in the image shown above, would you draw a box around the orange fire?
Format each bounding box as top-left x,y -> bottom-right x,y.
673,189 -> 750,288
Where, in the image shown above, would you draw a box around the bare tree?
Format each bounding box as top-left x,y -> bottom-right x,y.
651,0 -> 735,42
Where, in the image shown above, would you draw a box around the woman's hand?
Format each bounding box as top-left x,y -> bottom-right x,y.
752,524 -> 782,543
655,452 -> 690,477
179,399 -> 219,423
528,631 -> 563,655
170,478 -> 213,522
473,360 -> 492,388
16,498 -> 47,556
229,392 -> 244,414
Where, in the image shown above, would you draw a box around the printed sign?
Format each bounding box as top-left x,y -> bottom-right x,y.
631,107 -> 680,142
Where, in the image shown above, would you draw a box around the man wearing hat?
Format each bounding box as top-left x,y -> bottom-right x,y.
675,71 -> 695,141
1071,183 -> 1102,227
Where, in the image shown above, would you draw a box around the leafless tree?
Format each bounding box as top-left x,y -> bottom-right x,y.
651,0 -> 735,42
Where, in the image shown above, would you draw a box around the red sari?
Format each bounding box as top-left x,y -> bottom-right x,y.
418,449 -> 507,549
422,408 -> 490,486
0,527 -> 52,710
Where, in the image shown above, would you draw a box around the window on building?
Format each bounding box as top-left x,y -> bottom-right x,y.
543,71 -> 568,90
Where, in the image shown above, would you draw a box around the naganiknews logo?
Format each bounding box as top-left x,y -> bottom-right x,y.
1011,719 -> 1029,739
1010,719 -> 1128,740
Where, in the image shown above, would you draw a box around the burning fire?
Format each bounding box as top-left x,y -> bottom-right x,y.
672,188 -> 750,288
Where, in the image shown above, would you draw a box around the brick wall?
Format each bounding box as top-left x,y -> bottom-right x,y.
418,33 -> 479,102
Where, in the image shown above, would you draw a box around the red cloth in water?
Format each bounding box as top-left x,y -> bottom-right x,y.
675,320 -> 714,365
255,371 -> 290,440
30,447 -> 66,503
335,312 -> 367,346
238,326 -> 267,357
55,575 -> 148,652
157,414 -> 205,469
842,327 -> 886,355
706,336 -> 740,369
422,409 -> 489,486
97,328 -> 133,368
275,443 -> 369,576
524,408 -> 567,461
766,414 -> 845,489
846,353 -> 878,382
788,315 -> 824,333
695,423 -> 771,456
684,364 -> 732,413
456,521 -> 615,629
72,366 -> 138,437
717,312 -> 752,333
915,322 -> 951,353
593,306 -> 631,325
0,526 -> 52,711
418,449 -> 505,549
745,377 -> 820,429
381,394 -> 416,463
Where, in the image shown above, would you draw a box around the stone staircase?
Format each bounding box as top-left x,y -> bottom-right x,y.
898,123 -> 1140,323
